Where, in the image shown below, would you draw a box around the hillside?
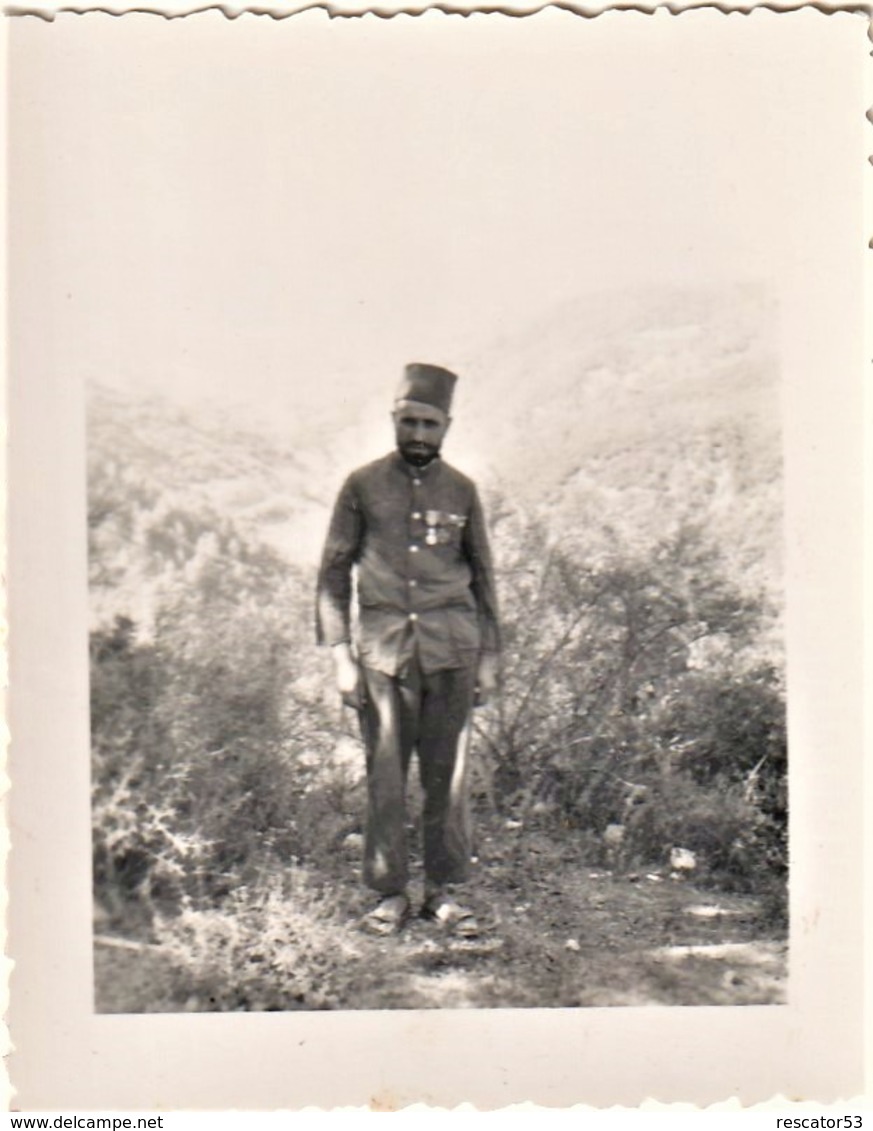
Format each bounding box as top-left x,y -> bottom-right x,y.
88,283 -> 788,1013
87,281 -> 782,626
453,282 -> 781,592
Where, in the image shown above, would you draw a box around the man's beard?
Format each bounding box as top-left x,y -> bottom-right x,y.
399,441 -> 440,468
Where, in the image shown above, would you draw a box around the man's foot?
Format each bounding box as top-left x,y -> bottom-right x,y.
420,892 -> 481,938
359,893 -> 411,937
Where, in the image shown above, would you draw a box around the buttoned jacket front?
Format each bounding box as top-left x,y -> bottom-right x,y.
316,452 -> 500,676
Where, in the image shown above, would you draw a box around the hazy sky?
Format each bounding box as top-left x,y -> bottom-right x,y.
10,11 -> 864,438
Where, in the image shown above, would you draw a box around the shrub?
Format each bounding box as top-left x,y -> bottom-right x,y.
472,505 -> 787,893
618,774 -> 785,888
90,532 -> 341,917
153,869 -> 358,1010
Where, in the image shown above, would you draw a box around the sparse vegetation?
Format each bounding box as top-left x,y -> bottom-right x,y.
90,291 -> 787,1011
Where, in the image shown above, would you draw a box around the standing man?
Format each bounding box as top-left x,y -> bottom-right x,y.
316,363 -> 500,937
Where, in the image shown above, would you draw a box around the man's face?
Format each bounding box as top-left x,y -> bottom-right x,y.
392,400 -> 451,467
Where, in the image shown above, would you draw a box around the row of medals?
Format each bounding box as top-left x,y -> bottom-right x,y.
422,509 -> 466,546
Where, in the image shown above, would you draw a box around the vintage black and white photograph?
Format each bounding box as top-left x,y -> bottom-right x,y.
8,6 -> 867,1109
78,13 -> 792,1015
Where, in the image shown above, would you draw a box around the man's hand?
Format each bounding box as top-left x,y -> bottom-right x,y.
474,652 -> 499,708
332,643 -> 363,710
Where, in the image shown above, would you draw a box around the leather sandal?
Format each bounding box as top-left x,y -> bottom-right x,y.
359,894 -> 411,937
420,895 -> 481,939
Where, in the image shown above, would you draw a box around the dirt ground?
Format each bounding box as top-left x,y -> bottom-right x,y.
94,820 -> 787,1012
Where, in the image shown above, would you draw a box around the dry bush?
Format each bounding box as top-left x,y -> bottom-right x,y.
153,869 -> 358,1011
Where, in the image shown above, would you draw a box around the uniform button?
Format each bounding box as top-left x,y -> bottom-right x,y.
409,579 -> 418,587
409,613 -> 418,622
412,511 -> 422,520
413,479 -> 421,487
409,545 -> 419,553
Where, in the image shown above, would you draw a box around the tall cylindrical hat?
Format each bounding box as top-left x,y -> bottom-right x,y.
395,363 -> 458,415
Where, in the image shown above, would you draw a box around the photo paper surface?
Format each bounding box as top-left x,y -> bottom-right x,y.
6,9 -> 867,1109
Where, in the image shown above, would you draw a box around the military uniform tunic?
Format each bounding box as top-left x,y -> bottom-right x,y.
316,450 -> 501,894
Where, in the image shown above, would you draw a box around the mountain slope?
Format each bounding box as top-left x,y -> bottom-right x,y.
87,281 -> 782,623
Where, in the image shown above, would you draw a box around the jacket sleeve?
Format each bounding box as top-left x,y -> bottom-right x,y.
463,485 -> 501,654
315,474 -> 363,647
